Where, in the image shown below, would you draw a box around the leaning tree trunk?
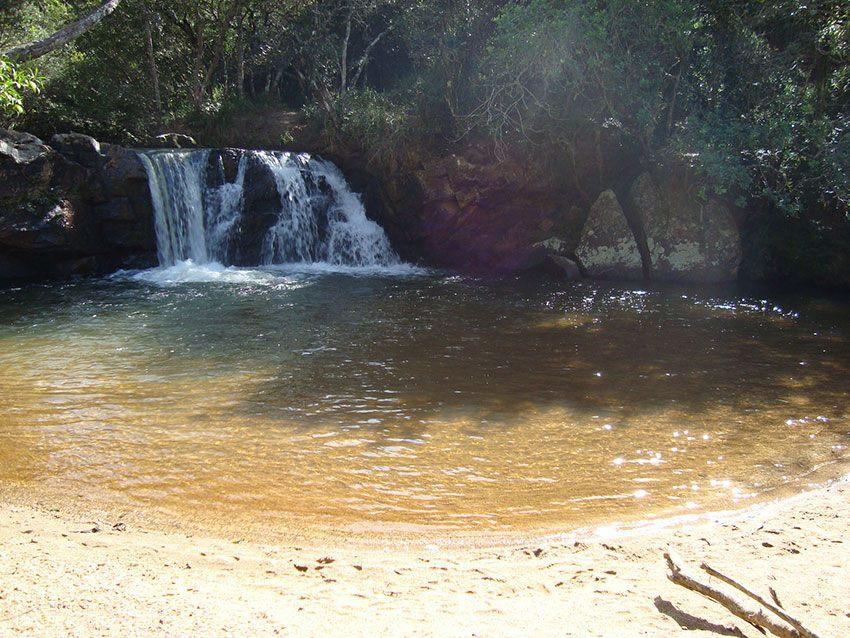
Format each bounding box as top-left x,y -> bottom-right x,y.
144,13 -> 163,121
1,0 -> 123,63
236,29 -> 246,99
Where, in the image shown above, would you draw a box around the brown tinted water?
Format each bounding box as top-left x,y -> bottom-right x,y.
0,264 -> 848,539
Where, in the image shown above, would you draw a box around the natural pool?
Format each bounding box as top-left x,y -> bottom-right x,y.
0,263 -> 848,538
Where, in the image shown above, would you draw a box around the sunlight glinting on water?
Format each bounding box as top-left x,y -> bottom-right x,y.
0,272 -> 847,536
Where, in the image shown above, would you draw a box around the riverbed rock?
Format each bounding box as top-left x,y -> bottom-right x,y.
49,133 -> 104,169
542,254 -> 583,280
629,172 -> 741,283
207,148 -> 243,184
575,190 -> 644,280
527,237 -> 583,280
0,129 -> 48,165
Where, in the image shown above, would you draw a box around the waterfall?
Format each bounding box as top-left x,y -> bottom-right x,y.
139,149 -> 400,269
138,150 -> 211,266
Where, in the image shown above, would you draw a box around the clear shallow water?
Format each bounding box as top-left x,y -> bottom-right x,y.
0,263 -> 848,536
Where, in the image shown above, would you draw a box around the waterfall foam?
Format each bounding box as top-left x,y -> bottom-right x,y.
139,149 -> 402,270
138,150 -> 211,266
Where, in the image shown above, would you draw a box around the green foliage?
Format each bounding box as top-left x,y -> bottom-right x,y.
185,92 -> 257,147
469,0 -> 848,219
1,0 -> 847,275
0,57 -> 43,118
305,88 -> 415,167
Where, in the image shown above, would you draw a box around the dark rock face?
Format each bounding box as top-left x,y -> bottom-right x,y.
0,200 -> 78,251
629,172 -> 741,284
232,153 -> 281,265
407,153 -> 581,275
0,129 -> 156,283
343,142 -> 744,284
48,133 -> 104,169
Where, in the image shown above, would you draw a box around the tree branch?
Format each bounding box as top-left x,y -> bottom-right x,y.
664,551 -> 822,638
2,0 -> 124,63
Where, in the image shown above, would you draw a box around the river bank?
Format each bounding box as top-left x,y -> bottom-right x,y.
1,479 -> 847,637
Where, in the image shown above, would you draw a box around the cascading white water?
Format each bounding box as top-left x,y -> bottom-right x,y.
138,150 -> 211,266
206,153 -> 249,264
139,149 -> 400,269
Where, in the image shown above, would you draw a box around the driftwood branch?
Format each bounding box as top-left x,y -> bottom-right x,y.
698,563 -> 820,638
664,551 -> 822,638
2,0 -> 124,63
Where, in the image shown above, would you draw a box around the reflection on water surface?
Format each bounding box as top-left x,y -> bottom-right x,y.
0,264 -> 848,536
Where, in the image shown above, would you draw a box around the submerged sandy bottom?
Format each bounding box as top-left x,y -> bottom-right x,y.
1,271 -> 849,536
2,270 -> 849,635
1,479 -> 848,637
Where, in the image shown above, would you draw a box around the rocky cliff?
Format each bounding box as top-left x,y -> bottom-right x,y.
359,146 -> 743,284
1,128 -> 746,286
0,129 -> 156,282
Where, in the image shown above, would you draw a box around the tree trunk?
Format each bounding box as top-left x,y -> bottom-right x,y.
192,29 -> 206,110
2,0 -> 123,63
236,23 -> 245,99
272,67 -> 284,97
340,10 -> 353,95
144,14 -> 163,122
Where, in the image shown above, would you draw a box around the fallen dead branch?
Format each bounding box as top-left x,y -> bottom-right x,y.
663,550 -> 822,638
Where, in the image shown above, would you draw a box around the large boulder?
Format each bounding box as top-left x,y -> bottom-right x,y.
0,129 -> 88,202
49,133 -> 104,169
629,172 -> 741,283
0,129 -> 156,282
575,190 -> 644,280
527,236 -> 583,280
0,129 -> 48,165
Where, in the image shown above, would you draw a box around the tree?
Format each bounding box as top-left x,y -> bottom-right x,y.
1,0 -> 124,63
0,56 -> 42,117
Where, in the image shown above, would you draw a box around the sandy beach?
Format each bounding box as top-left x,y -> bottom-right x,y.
1,479 -> 848,637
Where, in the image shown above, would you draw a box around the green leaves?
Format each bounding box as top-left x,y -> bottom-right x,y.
0,57 -> 44,119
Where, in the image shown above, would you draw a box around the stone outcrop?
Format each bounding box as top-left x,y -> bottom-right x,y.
575,190 -> 644,280
528,237 -> 582,280
48,133 -> 104,169
0,129 -> 156,282
2,125 -> 749,287
408,152 -> 583,275
629,172 -> 741,283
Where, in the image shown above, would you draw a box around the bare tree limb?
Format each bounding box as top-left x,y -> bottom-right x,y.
664,551 -> 822,638
144,10 -> 162,120
349,25 -> 393,89
2,0 -> 124,63
340,7 -> 353,93
698,562 -> 820,638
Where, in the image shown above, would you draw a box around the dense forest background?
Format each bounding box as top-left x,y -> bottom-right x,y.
1,0 -> 848,285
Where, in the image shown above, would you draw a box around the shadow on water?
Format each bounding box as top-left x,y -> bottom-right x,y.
2,274 -> 848,445
222,276 -> 850,441
1,271 -> 849,530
